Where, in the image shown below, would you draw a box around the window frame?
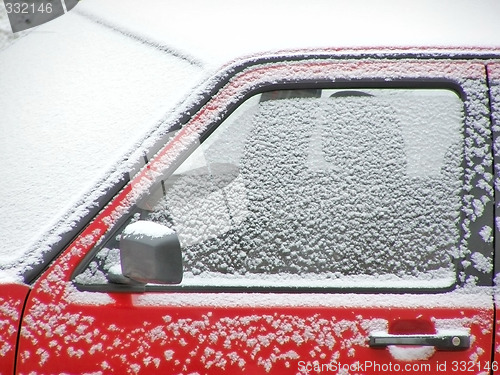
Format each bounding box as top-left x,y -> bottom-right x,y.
72,58 -> 494,294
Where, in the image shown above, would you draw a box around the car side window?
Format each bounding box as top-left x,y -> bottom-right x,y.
75,88 -> 465,289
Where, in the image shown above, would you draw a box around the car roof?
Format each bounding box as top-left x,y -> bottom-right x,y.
1,0 -> 500,282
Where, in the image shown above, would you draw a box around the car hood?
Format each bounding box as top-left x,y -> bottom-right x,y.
0,10 -> 207,281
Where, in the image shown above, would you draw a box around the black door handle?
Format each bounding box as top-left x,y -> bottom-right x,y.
369,332 -> 470,350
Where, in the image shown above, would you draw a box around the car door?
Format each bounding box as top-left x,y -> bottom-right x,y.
17,56 -> 495,374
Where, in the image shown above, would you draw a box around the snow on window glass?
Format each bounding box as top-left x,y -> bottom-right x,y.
79,88 -> 464,289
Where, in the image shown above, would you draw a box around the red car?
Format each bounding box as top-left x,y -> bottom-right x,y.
2,2 -> 500,375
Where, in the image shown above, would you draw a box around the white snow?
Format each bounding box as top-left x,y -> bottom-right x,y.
76,0 -> 500,68
163,349 -> 174,361
122,221 -> 174,240
135,286 -> 492,309
388,346 -> 435,361
0,11 -> 204,279
64,284 -> 115,306
172,271 -> 455,289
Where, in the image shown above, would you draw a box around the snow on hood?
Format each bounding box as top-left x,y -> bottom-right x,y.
1,0 -> 499,281
76,0 -> 500,67
0,11 -> 206,281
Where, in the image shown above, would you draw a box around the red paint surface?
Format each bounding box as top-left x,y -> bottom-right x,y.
17,293 -> 494,374
0,283 -> 29,375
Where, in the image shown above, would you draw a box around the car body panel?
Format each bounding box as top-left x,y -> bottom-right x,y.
14,56 -> 497,374
0,283 -> 30,374
17,294 -> 493,374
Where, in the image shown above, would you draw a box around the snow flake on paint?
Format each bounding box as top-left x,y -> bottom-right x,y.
129,363 -> 141,374
90,343 -> 103,355
143,356 -> 161,369
0,342 -> 11,357
36,348 -> 49,365
164,349 -> 174,361
67,346 -> 85,358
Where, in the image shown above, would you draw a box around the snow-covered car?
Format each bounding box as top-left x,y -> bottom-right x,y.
2,1 -> 500,374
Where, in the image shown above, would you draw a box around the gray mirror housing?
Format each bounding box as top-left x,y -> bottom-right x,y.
120,221 -> 183,284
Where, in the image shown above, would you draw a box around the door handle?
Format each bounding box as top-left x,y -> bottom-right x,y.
369,332 -> 470,350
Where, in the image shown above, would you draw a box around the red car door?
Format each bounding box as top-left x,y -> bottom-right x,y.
16,56 -> 495,374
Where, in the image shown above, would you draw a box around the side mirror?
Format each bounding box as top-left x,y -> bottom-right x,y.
119,221 -> 183,284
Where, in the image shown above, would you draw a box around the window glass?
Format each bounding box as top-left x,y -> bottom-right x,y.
76,88 -> 464,289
